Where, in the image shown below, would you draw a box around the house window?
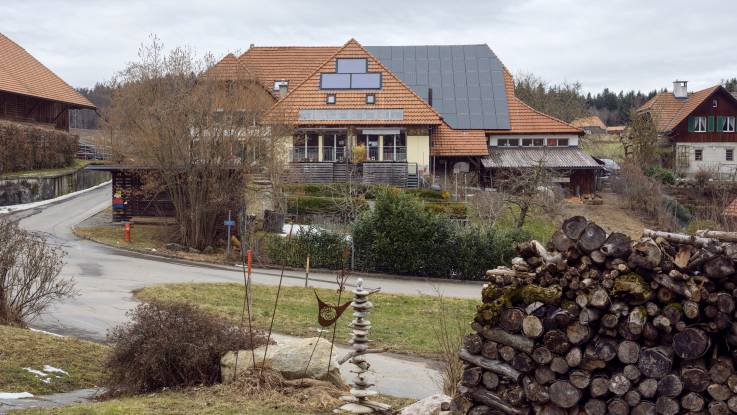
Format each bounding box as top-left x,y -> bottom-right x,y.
713,99 -> 718,108
695,148 -> 703,161
366,94 -> 375,104
546,138 -> 569,146
557,139 -> 569,146
722,116 -> 735,132
498,138 -> 519,147
521,138 -> 545,146
728,149 -> 734,161
522,139 -> 533,147
326,94 -> 336,105
534,138 -> 544,146
694,116 -> 707,132
273,80 -> 289,92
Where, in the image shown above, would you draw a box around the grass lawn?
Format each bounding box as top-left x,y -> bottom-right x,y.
17,385 -> 413,415
135,283 -> 477,357
0,159 -> 97,178
0,325 -> 108,395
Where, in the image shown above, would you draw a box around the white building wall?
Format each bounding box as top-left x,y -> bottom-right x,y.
488,134 -> 579,147
675,142 -> 737,178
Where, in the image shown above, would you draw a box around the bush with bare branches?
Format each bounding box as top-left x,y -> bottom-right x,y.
0,219 -> 74,326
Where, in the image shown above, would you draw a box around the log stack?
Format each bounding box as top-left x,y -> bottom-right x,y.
452,216 -> 737,415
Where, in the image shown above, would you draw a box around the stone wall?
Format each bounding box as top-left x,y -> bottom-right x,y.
0,167 -> 110,206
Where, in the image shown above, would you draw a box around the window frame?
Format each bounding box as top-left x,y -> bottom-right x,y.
336,58 -> 368,74
366,94 -> 376,104
724,116 -> 735,133
326,94 -> 336,105
694,116 -> 707,133
694,148 -> 703,161
272,80 -> 289,92
727,148 -> 734,162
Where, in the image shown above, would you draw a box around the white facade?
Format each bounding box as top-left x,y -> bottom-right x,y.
675,142 -> 737,178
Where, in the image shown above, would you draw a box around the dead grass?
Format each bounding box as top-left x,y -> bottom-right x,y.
0,325 -> 108,395
135,282 -> 477,357
16,371 -> 413,415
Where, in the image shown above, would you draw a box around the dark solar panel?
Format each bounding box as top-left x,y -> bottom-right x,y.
366,44 -> 510,129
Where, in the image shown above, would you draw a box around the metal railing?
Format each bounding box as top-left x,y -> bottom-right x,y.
322,146 -> 347,162
383,146 -> 407,161
292,146 -> 320,162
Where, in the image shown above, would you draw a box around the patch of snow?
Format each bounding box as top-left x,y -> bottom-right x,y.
0,180 -> 111,214
0,392 -> 34,399
43,365 -> 69,376
41,378 -> 51,384
24,368 -> 49,378
29,328 -> 65,338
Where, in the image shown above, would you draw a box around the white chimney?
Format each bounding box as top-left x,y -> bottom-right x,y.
673,80 -> 688,99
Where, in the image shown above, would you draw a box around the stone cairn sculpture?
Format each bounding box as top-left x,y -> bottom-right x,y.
334,278 -> 391,414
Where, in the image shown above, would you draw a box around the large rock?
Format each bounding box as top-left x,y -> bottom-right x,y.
400,394 -> 451,415
221,337 -> 345,387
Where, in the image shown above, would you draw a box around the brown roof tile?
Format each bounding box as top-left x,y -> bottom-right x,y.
239,46 -> 339,95
431,123 -> 488,156
263,39 -> 442,126
0,33 -> 94,108
571,115 -> 606,130
637,86 -> 722,133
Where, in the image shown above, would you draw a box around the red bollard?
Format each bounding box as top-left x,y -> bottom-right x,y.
247,249 -> 252,275
124,223 -> 131,242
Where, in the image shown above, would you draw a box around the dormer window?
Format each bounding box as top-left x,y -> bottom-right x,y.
326,94 -> 336,105
320,58 -> 382,90
273,80 -> 288,92
366,94 -> 375,104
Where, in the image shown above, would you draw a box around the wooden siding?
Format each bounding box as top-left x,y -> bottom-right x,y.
0,91 -> 70,131
671,88 -> 737,143
288,161 -> 410,187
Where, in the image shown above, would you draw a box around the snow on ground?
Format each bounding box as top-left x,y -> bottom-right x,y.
23,368 -> 48,378
43,365 -> 69,376
0,392 -> 34,399
0,180 -> 111,214
29,328 -> 65,338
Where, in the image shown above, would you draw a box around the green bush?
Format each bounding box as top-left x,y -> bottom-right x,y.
257,227 -> 349,269
663,197 -> 692,224
644,165 -> 677,185
405,188 -> 448,201
686,218 -> 719,235
424,202 -> 468,218
287,195 -> 338,215
448,226 -> 531,279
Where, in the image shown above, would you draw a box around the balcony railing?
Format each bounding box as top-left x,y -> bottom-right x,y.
292,146 -> 320,162
322,146 -> 347,162
383,146 -> 407,161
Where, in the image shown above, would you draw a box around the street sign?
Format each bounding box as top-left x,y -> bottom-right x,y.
224,220 -> 236,226
225,211 -> 235,256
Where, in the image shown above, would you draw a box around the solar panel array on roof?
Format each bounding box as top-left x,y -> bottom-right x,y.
365,45 -> 509,130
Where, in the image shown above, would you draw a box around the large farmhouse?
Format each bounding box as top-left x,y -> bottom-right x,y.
637,80 -> 737,179
209,39 -> 598,193
0,33 -> 95,130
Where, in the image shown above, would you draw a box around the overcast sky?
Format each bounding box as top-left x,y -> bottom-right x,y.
3,0 -> 737,94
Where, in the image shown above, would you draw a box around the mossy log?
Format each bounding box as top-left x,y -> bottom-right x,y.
612,273 -> 653,305
478,284 -> 561,324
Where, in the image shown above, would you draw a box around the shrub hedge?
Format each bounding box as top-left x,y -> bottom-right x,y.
257,227 -> 349,269
0,120 -> 78,174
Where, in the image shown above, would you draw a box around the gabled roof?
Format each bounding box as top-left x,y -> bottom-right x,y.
637,85 -> 724,133
481,147 -> 601,169
494,68 -> 582,135
365,45 -> 509,130
263,39 -> 442,126
239,46 -> 339,95
431,123 -> 488,156
0,33 -> 94,109
204,53 -> 257,81
571,115 -> 606,130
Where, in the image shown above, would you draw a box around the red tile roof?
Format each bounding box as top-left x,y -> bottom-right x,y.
0,33 -> 94,109
637,86 -> 722,133
431,123 -> 488,156
263,39 -> 442,126
571,115 -> 606,130
239,46 -> 339,95
493,68 -> 582,135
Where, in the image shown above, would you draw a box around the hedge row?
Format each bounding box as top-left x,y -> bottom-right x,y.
0,120 -> 78,174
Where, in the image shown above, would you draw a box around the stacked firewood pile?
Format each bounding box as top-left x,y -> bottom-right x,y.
452,216 -> 737,415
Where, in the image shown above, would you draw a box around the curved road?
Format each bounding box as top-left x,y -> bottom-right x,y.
11,184 -> 482,399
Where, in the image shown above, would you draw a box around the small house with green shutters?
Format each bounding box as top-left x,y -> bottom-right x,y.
637,80 -> 737,178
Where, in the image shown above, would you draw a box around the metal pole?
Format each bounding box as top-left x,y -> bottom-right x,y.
304,255 -> 310,288
226,210 -> 232,256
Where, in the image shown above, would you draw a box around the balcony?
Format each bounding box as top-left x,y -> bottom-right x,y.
323,146 -> 347,162
292,146 -> 347,162
383,146 -> 407,162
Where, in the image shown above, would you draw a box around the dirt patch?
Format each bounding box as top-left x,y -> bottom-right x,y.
559,192 -> 650,239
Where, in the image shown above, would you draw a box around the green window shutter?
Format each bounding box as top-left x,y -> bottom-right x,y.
688,116 -> 695,132
708,116 -> 715,132
717,116 -> 725,132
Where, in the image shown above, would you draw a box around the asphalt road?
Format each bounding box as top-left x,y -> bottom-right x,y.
12,184 -> 483,399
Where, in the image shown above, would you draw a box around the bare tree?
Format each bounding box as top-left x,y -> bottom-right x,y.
109,36 -> 287,249
469,190 -> 506,227
622,109 -> 661,165
0,219 -> 75,326
494,160 -> 560,228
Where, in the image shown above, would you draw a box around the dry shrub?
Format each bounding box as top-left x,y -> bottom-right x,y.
610,161 -> 681,230
0,120 -> 78,174
105,301 -> 266,394
431,291 -> 466,396
0,218 -> 74,326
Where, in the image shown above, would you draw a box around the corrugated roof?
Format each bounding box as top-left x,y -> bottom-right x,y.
431,123 -> 488,156
0,33 -> 95,108
263,39 -> 442,126
365,45 -> 509,130
482,147 -> 601,169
